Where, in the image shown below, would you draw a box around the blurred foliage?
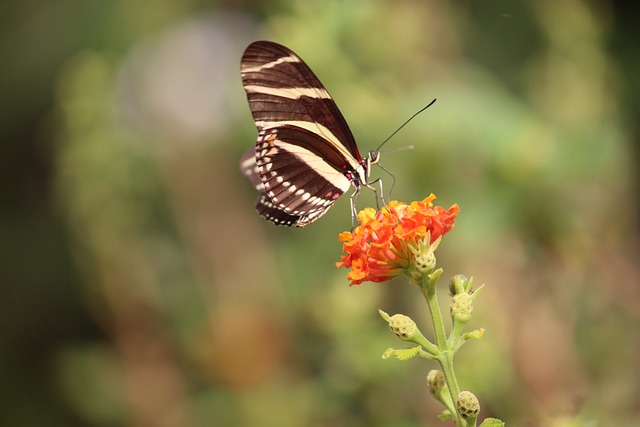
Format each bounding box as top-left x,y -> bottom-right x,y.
1,0 -> 639,426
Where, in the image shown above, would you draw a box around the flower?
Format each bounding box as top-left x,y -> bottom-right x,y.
336,194 -> 459,285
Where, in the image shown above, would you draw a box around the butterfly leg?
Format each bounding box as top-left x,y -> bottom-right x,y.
377,178 -> 386,206
375,162 -> 396,201
349,186 -> 362,230
363,178 -> 385,210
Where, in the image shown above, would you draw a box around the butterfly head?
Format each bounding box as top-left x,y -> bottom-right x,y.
368,150 -> 381,165
362,150 -> 381,181
360,150 -> 380,182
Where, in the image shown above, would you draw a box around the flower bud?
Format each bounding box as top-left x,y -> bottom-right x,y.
426,369 -> 446,396
449,274 -> 472,296
456,390 -> 480,418
388,314 -> 418,340
414,250 -> 436,274
450,293 -> 473,323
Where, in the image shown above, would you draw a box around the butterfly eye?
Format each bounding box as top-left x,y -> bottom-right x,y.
369,151 -> 381,165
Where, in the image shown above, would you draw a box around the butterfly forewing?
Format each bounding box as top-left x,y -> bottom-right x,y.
241,41 -> 361,163
240,41 -> 367,227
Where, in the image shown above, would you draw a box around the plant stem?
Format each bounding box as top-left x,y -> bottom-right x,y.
421,275 -> 447,349
421,273 -> 464,426
439,351 -> 463,426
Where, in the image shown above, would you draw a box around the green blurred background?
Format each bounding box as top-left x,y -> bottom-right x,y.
2,0 -> 639,425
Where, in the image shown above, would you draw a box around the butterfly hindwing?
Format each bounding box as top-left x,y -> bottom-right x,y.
240,146 -> 263,191
256,129 -> 349,212
256,193 -> 331,227
241,144 -> 334,227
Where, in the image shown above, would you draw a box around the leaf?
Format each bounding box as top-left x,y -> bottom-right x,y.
378,309 -> 392,323
479,418 -> 505,427
437,410 -> 454,422
381,345 -> 421,360
463,328 -> 486,341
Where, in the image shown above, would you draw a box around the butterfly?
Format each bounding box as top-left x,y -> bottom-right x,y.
240,41 -> 418,227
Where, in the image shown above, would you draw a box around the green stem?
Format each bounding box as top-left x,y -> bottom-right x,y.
439,351 -> 463,425
421,274 -> 447,348
420,271 -> 464,426
448,318 -> 465,349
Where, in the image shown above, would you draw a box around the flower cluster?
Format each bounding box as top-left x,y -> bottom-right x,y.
336,194 -> 459,285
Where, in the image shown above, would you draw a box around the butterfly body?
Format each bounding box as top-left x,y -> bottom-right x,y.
240,41 -> 379,227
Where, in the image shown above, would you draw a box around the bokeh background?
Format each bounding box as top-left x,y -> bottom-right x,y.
2,0 -> 639,426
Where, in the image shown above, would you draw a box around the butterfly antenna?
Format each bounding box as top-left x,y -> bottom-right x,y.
375,99 -> 437,152
379,145 -> 415,154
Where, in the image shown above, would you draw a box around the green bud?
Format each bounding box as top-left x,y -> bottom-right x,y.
457,390 -> 480,418
379,310 -> 436,352
426,370 -> 446,396
450,293 -> 473,323
408,233 -> 441,277
388,314 -> 418,340
414,250 -> 436,274
449,274 -> 473,296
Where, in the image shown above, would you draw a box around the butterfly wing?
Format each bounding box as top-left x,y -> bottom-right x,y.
240,41 -> 363,227
240,144 -> 334,227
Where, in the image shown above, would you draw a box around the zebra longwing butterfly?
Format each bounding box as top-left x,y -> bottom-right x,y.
239,40 -> 384,227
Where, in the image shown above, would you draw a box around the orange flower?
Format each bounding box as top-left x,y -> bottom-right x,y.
336,194 -> 459,285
